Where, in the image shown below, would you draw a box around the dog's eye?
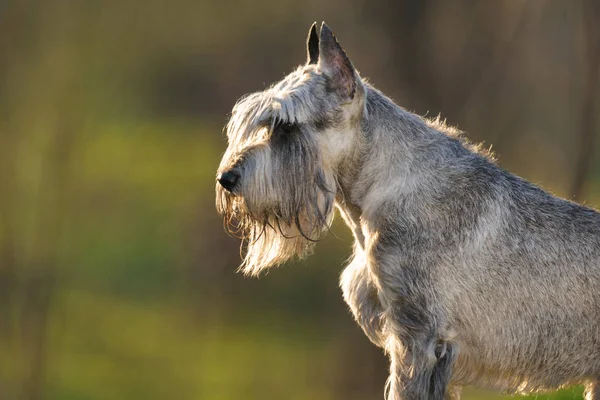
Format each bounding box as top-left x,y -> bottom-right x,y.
274,121 -> 296,136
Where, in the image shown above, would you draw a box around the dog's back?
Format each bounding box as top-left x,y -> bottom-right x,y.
419,134 -> 600,392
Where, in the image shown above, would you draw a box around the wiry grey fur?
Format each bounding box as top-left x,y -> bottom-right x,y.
216,22 -> 600,400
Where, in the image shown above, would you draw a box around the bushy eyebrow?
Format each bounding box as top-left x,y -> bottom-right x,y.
227,66 -> 331,141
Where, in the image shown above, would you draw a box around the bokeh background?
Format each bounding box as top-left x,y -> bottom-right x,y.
1,1 -> 599,399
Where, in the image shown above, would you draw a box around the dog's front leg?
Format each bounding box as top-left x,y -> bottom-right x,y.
340,253 -> 385,347
385,336 -> 457,400
371,251 -> 456,400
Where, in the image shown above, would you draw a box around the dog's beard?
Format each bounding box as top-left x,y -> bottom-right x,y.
216,166 -> 335,276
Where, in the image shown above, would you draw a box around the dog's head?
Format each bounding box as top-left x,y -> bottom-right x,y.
216,23 -> 365,276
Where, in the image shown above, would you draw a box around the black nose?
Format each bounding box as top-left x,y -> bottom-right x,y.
217,170 -> 239,191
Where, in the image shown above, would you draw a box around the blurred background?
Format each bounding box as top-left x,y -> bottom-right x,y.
0,0 -> 599,399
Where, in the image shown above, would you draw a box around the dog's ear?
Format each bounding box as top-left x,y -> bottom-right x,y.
306,22 -> 319,65
318,22 -> 356,99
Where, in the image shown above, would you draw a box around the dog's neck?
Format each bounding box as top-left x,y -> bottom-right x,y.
333,84 -> 448,250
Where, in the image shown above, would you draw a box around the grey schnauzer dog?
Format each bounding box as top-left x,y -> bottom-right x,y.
216,22 -> 600,400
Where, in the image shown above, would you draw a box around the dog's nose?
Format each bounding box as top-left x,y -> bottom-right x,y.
217,170 -> 239,191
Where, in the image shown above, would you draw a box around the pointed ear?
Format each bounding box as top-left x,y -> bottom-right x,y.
318,23 -> 357,99
306,22 -> 319,65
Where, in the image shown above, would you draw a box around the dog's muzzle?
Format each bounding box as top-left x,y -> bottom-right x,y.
217,170 -> 240,192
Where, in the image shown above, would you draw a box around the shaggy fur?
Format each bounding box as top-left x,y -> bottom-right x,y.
216,22 -> 600,399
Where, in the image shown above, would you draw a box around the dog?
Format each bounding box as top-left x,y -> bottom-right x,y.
216,22 -> 600,400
